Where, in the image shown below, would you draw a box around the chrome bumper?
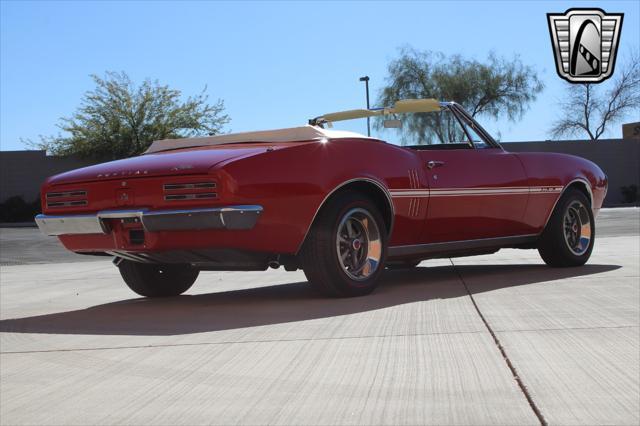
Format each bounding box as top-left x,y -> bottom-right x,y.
35,205 -> 263,236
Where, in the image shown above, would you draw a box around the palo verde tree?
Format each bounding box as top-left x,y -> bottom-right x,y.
378,47 -> 544,144
27,72 -> 230,160
549,51 -> 640,140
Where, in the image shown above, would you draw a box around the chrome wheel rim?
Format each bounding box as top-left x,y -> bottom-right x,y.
336,208 -> 382,281
563,200 -> 592,256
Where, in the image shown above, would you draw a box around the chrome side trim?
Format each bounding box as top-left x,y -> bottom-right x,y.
35,205 -> 263,236
390,189 -> 430,198
540,178 -> 594,232
388,234 -> 539,258
295,177 -> 395,254
389,186 -> 564,198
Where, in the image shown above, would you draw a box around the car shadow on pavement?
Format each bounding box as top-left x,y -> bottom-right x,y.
0,263 -> 620,336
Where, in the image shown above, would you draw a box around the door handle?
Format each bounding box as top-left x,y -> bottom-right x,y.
427,160 -> 445,169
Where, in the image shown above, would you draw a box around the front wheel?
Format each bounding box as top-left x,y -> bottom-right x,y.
300,190 -> 387,297
538,189 -> 595,267
117,260 -> 199,297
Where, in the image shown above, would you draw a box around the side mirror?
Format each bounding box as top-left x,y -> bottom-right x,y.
383,119 -> 402,129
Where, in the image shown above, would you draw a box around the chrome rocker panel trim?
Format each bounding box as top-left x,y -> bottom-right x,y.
35,205 -> 263,236
387,234 -> 539,258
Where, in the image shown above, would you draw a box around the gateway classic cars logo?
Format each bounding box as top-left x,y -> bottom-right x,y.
547,8 -> 623,83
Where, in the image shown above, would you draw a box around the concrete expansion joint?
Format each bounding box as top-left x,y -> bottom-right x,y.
449,258 -> 549,426
0,329 -> 489,355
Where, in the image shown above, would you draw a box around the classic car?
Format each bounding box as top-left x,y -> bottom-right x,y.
35,99 -> 607,298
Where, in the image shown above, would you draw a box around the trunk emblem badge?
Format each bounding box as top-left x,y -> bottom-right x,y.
97,170 -> 148,178
116,189 -> 134,206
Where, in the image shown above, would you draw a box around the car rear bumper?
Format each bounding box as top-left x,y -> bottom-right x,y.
35,205 -> 263,236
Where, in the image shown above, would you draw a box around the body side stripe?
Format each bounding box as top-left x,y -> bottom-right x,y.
389,186 -> 563,198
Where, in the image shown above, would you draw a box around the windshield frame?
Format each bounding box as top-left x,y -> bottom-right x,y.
311,101 -> 502,150
447,102 -> 501,149
396,102 -> 501,149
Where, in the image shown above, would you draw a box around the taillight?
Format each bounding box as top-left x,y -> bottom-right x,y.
46,190 -> 88,208
163,181 -> 217,201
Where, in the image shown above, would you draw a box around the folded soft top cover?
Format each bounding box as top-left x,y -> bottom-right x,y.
146,125 -> 369,154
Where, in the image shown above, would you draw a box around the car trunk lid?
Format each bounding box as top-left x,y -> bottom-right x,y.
47,146 -> 267,185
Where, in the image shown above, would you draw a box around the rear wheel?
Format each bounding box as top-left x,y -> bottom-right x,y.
538,189 -> 594,267
117,260 -> 199,297
300,191 -> 387,297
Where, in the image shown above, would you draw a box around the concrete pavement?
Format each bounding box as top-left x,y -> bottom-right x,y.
594,207 -> 640,237
0,227 -> 98,266
0,208 -> 638,425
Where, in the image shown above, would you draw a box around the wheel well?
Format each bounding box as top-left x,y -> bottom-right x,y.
566,180 -> 592,206
540,179 -> 594,233
316,180 -> 394,234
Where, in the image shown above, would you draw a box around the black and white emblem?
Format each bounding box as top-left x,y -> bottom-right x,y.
547,8 -> 623,83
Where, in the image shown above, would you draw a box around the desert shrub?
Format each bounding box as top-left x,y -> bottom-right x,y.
0,196 -> 41,222
620,185 -> 639,204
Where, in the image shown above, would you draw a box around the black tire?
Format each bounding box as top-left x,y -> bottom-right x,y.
300,190 -> 388,297
538,188 -> 595,267
117,260 -> 199,297
386,260 -> 421,270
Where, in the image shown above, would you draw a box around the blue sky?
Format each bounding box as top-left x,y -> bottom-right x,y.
1,0 -> 639,151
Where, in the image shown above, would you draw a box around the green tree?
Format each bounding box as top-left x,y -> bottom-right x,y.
26,72 -> 230,160
378,48 -> 544,144
549,51 -> 640,140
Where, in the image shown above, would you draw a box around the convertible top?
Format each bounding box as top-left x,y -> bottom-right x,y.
145,125 -> 370,154
146,98 -> 443,154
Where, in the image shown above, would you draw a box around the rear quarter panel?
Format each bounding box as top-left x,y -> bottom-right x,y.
217,138 -> 425,253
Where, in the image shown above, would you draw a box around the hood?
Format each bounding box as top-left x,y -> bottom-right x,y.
47,145 -> 268,185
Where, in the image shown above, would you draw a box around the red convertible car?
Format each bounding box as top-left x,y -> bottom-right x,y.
36,99 -> 607,297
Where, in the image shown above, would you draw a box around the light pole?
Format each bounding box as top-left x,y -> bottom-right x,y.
359,76 -> 370,136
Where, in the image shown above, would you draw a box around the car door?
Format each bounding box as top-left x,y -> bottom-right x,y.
413,108 -> 529,243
